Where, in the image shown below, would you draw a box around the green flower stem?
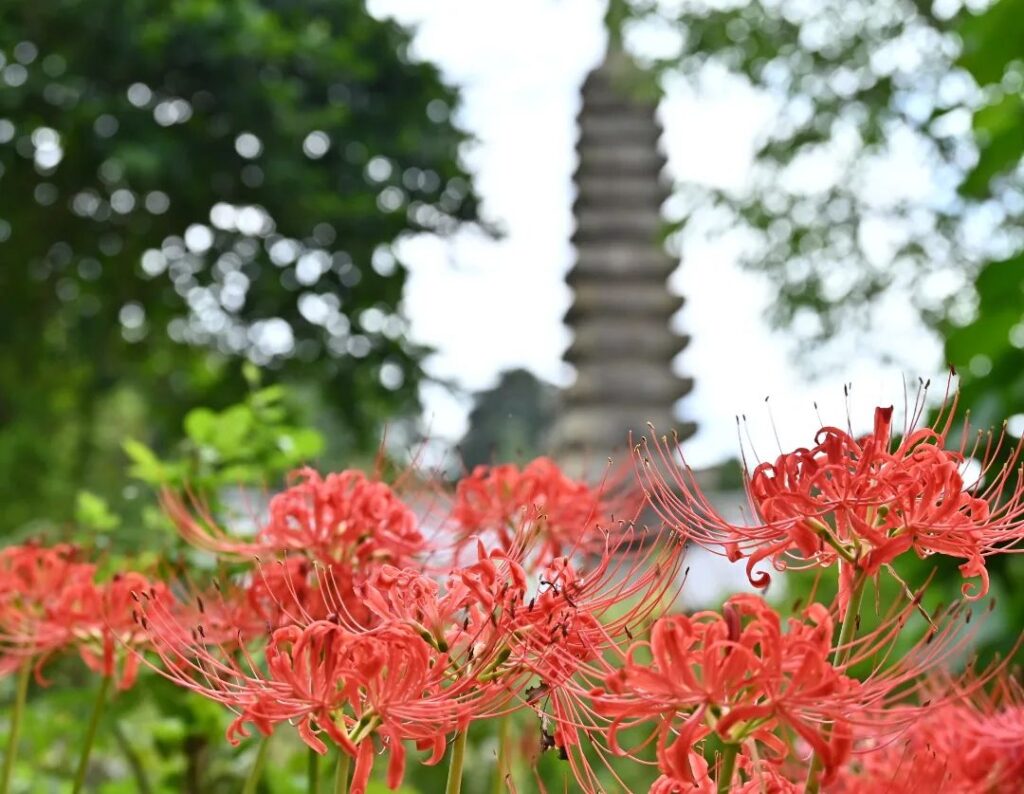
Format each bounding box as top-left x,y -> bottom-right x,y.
833,575 -> 868,667
805,572 -> 868,794
71,673 -> 112,794
809,519 -> 855,564
1,659 -> 31,794
492,716 -> 510,794
717,743 -> 740,794
308,746 -> 321,794
333,750 -> 351,794
445,730 -> 469,794
110,719 -> 153,794
241,736 -> 270,794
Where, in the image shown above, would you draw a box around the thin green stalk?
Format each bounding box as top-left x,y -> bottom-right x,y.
110,719 -> 153,794
308,746 -> 321,794
492,716 -> 510,794
445,730 -> 469,794
1,659 -> 31,794
333,750 -> 350,794
717,743 -> 739,794
833,575 -> 868,667
805,572 -> 868,794
241,736 -> 270,794
71,673 -> 112,794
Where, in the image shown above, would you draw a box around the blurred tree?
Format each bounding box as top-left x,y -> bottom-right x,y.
609,0 -> 1021,359
937,0 -> 1024,649
458,369 -> 558,470
942,0 -> 1024,425
0,0 -> 480,530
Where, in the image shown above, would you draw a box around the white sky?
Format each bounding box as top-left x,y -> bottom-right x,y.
370,0 -> 945,468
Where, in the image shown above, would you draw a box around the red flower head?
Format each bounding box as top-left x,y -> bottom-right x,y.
835,676 -> 1024,792
141,610 -> 467,792
140,477 -> 687,793
0,543 -> 91,674
594,594 -> 858,783
137,552 -> 531,793
163,468 -> 428,634
0,544 -> 167,689
638,391 -> 1024,608
586,587 -> 983,791
451,457 -> 640,568
650,741 -> 714,794
260,469 -> 425,565
166,467 -> 425,567
244,621 -> 466,791
50,571 -> 170,689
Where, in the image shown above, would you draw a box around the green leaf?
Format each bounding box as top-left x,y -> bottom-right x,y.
959,0 -> 1024,86
250,385 -> 287,408
280,428 -> 325,461
122,439 -> 172,484
184,408 -> 219,445
214,405 -> 257,456
74,490 -> 121,532
962,94 -> 1024,197
242,361 -> 263,390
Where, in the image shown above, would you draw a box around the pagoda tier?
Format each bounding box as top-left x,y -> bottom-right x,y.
553,49 -> 696,471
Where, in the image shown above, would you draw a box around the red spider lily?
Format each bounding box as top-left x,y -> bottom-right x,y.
499,520 -> 689,793
135,508 -> 687,793
835,676 -> 1024,792
732,758 -> 801,793
585,590 -> 987,790
592,595 -> 857,785
451,457 -> 641,568
245,556 -> 379,631
161,467 -> 429,638
134,538 -> 542,781
470,515 -> 692,792
0,544 -> 167,689
49,571 -> 171,689
245,622 -> 467,790
637,391 -> 1024,607
166,467 -> 426,566
0,543 -> 91,675
136,571 -> 518,792
649,739 -> 714,793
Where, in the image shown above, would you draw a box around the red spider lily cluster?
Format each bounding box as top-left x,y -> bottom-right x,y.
133,459 -> 676,793
0,543 -> 168,689
639,394 -> 1024,609
4,399 -> 1024,793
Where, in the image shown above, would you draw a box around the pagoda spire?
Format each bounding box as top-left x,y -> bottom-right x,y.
553,46 -> 695,472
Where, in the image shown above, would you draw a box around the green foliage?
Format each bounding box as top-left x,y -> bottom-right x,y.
609,0 -> 1024,358
106,379 -> 323,556
611,0 -> 975,347
74,491 -> 121,533
958,0 -> 1024,86
125,379 -> 325,496
959,0 -> 1024,198
0,0 -> 481,532
944,253 -> 1024,427
941,3 -> 1024,649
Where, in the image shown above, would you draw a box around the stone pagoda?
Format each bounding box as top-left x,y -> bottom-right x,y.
553,47 -> 695,474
